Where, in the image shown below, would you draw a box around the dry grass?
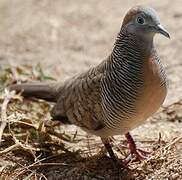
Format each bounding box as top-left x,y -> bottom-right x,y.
0,65 -> 181,180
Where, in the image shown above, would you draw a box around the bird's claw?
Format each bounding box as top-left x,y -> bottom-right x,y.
123,148 -> 150,164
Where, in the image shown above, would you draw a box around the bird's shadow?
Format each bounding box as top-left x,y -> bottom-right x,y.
37,151 -> 134,180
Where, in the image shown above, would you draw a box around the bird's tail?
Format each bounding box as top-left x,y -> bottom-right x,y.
9,82 -> 60,102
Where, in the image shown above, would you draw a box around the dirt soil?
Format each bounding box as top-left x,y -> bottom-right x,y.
0,0 -> 182,179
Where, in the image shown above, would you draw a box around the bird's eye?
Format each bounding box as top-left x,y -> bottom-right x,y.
136,17 -> 145,24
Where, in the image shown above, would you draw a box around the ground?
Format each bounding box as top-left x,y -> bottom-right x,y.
0,0 -> 181,179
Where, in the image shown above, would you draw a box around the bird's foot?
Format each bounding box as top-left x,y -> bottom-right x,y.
118,133 -> 151,164
122,147 -> 150,164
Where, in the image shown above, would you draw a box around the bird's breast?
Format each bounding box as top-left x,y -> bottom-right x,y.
133,55 -> 167,126
95,55 -> 167,138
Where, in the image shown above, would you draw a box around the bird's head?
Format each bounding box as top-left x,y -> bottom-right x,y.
121,6 -> 170,40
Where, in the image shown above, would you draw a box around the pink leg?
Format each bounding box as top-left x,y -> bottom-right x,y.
123,132 -> 151,163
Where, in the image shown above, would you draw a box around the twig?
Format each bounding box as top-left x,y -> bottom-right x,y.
0,143 -> 20,155
146,135 -> 182,163
28,162 -> 72,168
164,135 -> 182,150
0,89 -> 15,142
15,157 -> 72,178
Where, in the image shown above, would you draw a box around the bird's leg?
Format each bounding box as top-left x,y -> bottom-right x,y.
101,137 -> 126,169
123,132 -> 150,163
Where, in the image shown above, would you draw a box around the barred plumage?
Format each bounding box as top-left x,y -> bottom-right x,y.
9,6 -> 170,165
101,31 -> 147,131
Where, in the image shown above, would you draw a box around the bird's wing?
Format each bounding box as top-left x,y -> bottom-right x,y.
51,60 -> 107,130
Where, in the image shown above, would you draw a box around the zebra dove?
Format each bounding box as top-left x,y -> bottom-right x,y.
9,6 -> 170,166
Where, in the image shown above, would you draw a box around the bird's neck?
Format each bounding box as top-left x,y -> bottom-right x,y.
111,30 -> 154,63
101,31 -> 155,122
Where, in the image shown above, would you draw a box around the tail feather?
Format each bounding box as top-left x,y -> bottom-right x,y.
9,82 -> 60,102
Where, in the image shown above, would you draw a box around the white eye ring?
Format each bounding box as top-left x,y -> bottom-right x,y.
136,17 -> 145,24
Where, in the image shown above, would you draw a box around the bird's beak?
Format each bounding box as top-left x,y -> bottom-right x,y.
156,24 -> 170,38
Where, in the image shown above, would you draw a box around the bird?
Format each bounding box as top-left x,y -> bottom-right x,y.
9,6 -> 170,167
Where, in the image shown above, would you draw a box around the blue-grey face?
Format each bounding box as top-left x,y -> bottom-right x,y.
124,7 -> 170,39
